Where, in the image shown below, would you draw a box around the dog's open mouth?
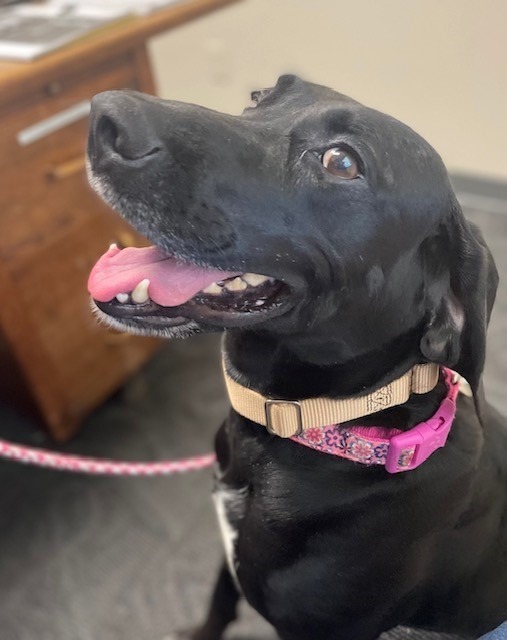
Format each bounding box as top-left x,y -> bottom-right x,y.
88,243 -> 291,332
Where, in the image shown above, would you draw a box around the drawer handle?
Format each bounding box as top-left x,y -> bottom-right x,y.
17,100 -> 91,146
47,156 -> 86,181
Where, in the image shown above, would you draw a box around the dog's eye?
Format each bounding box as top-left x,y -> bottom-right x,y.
322,148 -> 359,179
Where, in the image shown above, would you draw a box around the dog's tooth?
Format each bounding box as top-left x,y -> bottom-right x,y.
225,277 -> 248,292
131,279 -> 150,304
202,282 -> 222,295
243,273 -> 270,287
116,293 -> 129,303
108,243 -> 121,256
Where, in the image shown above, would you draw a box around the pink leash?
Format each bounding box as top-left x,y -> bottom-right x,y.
0,438 -> 216,476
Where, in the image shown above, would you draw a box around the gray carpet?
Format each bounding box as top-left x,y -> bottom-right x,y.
0,202 -> 505,640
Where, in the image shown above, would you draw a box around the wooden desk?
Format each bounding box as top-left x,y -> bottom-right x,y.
0,0 -> 239,441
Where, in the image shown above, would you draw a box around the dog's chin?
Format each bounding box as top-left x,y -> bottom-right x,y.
91,303 -> 202,339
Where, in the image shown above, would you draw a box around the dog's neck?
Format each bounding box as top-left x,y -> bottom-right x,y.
223,324 -> 447,432
224,324 -> 427,397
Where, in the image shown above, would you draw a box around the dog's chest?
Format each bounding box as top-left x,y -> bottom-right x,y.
212,479 -> 247,586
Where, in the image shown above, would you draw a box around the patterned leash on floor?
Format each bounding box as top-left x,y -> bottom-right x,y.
0,438 -> 216,476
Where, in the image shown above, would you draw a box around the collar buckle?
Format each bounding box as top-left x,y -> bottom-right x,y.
265,400 -> 303,438
385,396 -> 457,473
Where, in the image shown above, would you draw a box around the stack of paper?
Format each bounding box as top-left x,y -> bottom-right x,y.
49,0 -> 183,17
0,0 -> 183,61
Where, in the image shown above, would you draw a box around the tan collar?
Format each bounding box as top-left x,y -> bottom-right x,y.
222,361 -> 440,438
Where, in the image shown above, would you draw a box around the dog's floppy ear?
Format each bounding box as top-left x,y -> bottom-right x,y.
420,199 -> 498,403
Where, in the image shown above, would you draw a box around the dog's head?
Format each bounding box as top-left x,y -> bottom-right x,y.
87,75 -> 497,394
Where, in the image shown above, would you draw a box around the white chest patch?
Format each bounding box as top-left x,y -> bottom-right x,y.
212,484 -> 247,588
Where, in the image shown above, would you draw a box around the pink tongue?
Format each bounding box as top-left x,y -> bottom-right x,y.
88,245 -> 239,307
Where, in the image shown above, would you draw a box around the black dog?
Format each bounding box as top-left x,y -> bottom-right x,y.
86,75 -> 507,640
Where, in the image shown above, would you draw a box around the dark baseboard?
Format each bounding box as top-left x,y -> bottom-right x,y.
450,173 -> 507,214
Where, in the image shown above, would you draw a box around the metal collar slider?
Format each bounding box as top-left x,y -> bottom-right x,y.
265,400 -> 303,437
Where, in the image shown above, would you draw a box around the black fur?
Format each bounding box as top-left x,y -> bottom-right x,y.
87,76 -> 506,640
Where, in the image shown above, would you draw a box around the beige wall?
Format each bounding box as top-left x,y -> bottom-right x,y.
150,0 -> 507,181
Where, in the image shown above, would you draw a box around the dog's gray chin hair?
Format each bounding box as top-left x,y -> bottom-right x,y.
90,302 -> 201,340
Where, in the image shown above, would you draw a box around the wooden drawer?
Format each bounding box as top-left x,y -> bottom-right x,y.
1,171 -> 138,272
0,45 -> 161,440
13,213 -> 156,422
0,55 -> 140,266
0,54 -> 137,167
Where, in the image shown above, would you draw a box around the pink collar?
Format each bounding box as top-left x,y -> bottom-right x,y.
290,368 -> 460,473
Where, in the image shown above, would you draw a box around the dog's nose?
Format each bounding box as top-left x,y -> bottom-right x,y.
89,91 -> 162,164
